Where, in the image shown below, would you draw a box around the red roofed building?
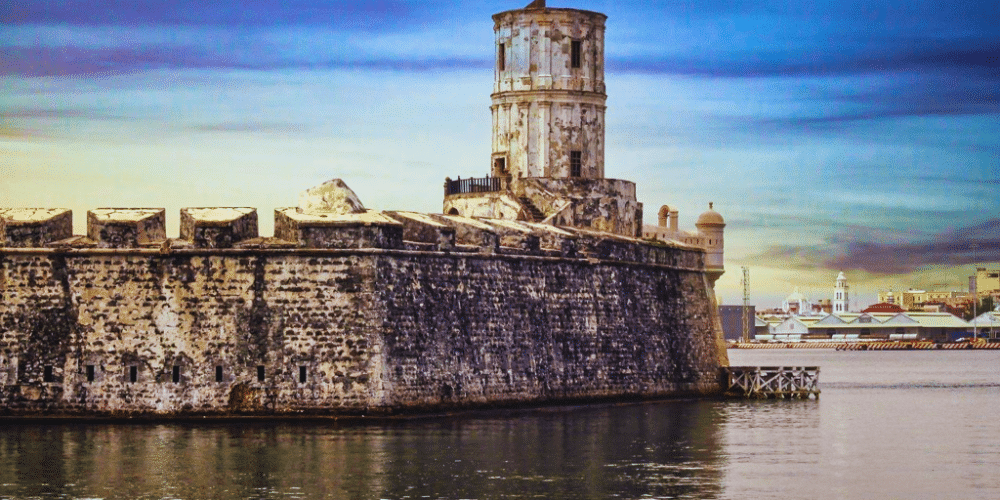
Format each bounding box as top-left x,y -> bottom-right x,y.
863,303 -> 906,313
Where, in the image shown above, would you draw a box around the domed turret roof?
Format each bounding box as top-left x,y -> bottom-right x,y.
696,202 -> 725,227
785,287 -> 807,302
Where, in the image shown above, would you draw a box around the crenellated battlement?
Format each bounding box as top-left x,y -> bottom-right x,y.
0,201 -> 704,271
0,182 -> 721,419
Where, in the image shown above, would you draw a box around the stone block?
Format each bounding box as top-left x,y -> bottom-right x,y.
0,209 -> 73,248
523,221 -> 578,251
482,218 -> 546,251
274,208 -> 403,249
385,211 -> 456,250
430,214 -> 500,254
180,208 -> 258,249
87,209 -> 166,248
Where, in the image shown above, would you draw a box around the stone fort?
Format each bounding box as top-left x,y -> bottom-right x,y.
0,1 -> 728,417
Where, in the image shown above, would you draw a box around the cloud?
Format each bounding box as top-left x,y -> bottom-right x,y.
0,123 -> 45,140
0,46 -> 231,77
724,68 -> 1000,136
610,39 -> 1000,78
1,45 -> 489,78
748,219 -> 1000,275
0,108 -> 122,120
2,0 -> 429,30
913,176 -> 1000,186
187,122 -> 308,134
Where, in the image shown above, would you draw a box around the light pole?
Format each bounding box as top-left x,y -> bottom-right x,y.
971,243 -> 979,341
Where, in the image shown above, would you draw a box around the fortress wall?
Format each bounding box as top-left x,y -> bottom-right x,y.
0,252 -> 382,415
375,253 -> 721,410
0,241 -> 722,416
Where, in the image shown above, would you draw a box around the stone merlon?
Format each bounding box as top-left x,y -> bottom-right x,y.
87,208 -> 166,248
385,211 -> 456,251
0,209 -> 73,248
180,208 -> 259,249
274,208 -> 403,249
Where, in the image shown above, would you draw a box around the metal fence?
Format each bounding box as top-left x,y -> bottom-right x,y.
444,177 -> 505,196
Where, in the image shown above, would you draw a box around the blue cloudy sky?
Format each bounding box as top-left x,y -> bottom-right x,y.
3,0 -> 998,307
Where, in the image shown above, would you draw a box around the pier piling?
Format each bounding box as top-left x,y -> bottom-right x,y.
724,366 -> 820,399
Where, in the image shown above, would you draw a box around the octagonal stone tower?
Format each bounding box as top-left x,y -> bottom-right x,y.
490,2 -> 606,180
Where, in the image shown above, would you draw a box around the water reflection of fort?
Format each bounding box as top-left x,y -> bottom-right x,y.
0,402 -> 734,499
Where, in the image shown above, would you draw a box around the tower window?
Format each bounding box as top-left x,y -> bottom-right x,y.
172,365 -> 181,384
129,366 -> 138,383
257,365 -> 265,382
86,365 -> 95,382
570,151 -> 582,177
299,366 -> 307,384
44,366 -> 54,383
215,366 -> 224,383
494,157 -> 508,177
571,40 -> 582,68
499,43 -> 506,71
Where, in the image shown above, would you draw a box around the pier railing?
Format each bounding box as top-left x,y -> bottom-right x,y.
724,366 -> 820,399
444,177 -> 506,196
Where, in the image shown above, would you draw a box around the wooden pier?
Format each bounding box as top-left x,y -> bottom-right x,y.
724,366 -> 820,399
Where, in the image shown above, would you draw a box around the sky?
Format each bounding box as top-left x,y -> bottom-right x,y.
3,0 -> 999,308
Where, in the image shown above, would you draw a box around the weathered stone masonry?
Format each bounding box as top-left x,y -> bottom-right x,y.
0,2 -> 730,417
0,211 -> 723,416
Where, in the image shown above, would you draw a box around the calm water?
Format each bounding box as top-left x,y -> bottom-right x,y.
1,350 -> 999,500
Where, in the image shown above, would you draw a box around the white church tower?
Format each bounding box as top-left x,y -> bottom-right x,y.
834,271 -> 850,313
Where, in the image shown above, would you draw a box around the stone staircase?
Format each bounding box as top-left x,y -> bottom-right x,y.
518,197 -> 545,222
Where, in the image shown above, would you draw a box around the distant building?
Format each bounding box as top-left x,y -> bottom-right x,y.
969,308 -> 1000,339
719,305 -> 769,341
971,268 -> 1000,299
778,273 -> 850,317
815,299 -> 833,314
863,303 -> 906,314
878,289 -> 970,311
758,312 -> 970,343
782,288 -> 813,315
